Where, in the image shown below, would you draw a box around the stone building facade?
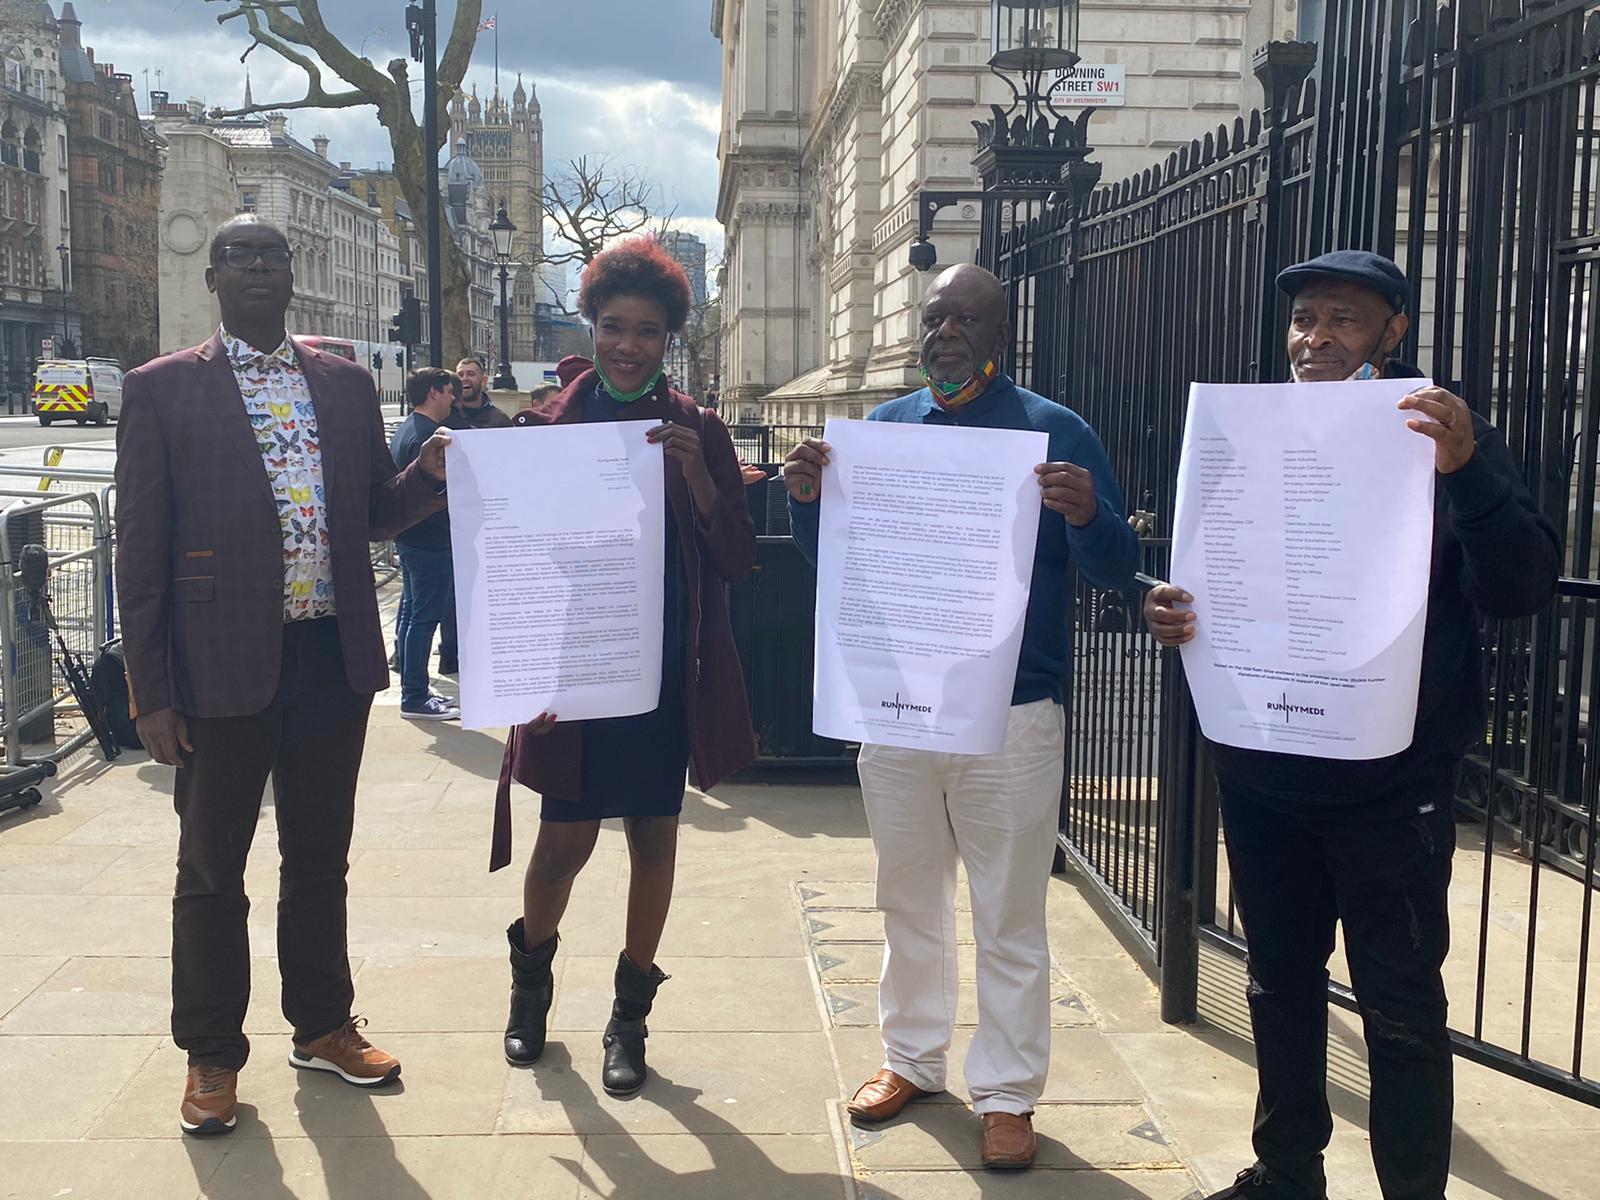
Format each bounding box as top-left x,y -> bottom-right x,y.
444,140 -> 499,366
714,0 -> 1300,423
214,113 -> 345,339
58,3 -> 161,370
0,0 -> 74,404
151,96 -> 234,354
339,159 -> 499,369
152,96 -> 416,359
450,79 -> 543,364
335,168 -> 428,362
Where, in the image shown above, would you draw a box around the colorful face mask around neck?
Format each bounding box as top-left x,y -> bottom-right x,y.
595,361 -> 664,404
921,359 -> 999,411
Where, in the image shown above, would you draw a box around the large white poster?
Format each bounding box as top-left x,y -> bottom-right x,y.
1170,380 -> 1437,759
812,419 -> 1048,755
444,424 -> 664,730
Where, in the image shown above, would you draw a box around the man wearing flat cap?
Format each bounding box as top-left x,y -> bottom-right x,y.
1144,251 -> 1560,1200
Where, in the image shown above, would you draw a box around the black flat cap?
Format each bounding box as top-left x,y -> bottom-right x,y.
1275,250 -> 1410,312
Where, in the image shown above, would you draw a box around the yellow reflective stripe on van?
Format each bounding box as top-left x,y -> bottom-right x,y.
33,384 -> 90,411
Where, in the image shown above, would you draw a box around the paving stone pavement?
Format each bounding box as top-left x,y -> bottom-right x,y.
1,606 -> 1596,1198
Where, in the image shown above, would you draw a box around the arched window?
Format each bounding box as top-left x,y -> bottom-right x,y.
22,127 -> 41,173
102,214 -> 115,253
0,121 -> 17,168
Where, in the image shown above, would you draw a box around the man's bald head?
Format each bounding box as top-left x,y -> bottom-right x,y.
920,264 -> 1010,386
927,264 -> 1007,314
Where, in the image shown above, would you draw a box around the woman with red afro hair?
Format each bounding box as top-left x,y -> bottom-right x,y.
492,237 -> 758,1097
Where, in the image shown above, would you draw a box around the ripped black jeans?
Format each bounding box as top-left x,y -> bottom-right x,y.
1220,776 -> 1456,1200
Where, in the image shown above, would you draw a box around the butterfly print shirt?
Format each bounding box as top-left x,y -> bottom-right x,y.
222,329 -> 337,621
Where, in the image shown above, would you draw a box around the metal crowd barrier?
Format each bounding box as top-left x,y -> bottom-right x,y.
0,488 -> 113,770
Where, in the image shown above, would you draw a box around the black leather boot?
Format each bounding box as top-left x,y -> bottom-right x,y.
601,950 -> 668,1096
505,920 -> 558,1066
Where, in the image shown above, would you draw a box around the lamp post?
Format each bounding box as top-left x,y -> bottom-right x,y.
908,0 -> 1089,270
490,200 -> 517,390
989,0 -> 1080,123
55,241 -> 69,354
406,0 -> 444,365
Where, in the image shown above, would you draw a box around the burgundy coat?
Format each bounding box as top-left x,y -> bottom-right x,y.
491,369 -> 758,869
114,332 -> 445,719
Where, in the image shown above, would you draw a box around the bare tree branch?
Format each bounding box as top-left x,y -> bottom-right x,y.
541,155 -> 661,271
201,0 -> 487,356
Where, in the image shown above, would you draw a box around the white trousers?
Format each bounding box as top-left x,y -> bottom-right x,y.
856,698 -> 1066,1115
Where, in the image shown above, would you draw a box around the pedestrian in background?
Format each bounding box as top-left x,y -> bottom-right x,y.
512,382 -> 561,425
447,355 -> 513,431
427,354 -> 507,675
391,367 -> 463,721
115,214 -> 449,1138
492,238 -> 758,1098
1144,250 -> 1561,1200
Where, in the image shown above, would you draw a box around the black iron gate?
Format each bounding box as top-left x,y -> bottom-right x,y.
988,0 -> 1600,1105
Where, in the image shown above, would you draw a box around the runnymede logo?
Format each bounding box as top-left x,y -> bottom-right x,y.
881,693 -> 934,719
1265,692 -> 1327,724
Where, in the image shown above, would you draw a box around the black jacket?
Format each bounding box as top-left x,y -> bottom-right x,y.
1208,363 -> 1562,815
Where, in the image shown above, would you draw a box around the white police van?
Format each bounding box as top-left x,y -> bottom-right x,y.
32,358 -> 124,427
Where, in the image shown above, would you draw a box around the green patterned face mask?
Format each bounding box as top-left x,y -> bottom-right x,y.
595,361 -> 663,403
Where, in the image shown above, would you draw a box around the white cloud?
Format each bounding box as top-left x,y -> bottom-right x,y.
101,22 -> 727,285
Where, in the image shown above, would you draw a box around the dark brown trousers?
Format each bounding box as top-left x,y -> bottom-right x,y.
171,618 -> 373,1070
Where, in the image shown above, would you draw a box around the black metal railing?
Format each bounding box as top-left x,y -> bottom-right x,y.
726,423 -> 823,465
987,0 -> 1600,1106
1058,543 -> 1171,956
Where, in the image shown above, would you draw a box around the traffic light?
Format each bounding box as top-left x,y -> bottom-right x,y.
394,348 -> 405,370
372,351 -> 384,370
388,312 -> 404,343
401,295 -> 422,344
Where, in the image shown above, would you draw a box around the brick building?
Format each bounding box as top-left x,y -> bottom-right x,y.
58,2 -> 162,370
0,0 -> 73,405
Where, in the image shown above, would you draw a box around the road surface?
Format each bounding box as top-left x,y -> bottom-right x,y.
0,414 -> 117,456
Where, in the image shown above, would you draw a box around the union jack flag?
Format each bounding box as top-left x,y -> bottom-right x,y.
478,15 -> 496,32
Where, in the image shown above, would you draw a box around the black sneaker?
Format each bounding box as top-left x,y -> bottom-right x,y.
1204,1164 -> 1313,1199
401,695 -> 460,721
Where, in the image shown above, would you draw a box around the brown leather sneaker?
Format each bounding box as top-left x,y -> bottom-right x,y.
288,1017 -> 401,1087
981,1111 -> 1037,1170
845,1068 -> 930,1127
180,1065 -> 238,1136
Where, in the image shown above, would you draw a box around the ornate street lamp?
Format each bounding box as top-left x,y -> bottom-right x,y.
489,200 -> 517,390
990,0 -> 1080,124
908,0 -> 1089,271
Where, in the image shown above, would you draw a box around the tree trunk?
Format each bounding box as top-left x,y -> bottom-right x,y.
386,118 -> 474,366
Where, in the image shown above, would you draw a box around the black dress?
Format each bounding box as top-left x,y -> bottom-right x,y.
539,385 -> 691,822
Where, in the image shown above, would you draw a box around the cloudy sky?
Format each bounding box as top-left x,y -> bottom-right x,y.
70,0 -> 725,269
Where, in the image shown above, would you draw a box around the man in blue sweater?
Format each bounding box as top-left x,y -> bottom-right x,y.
390,368 -> 462,721
1146,252 -> 1561,1200
784,263 -> 1139,1169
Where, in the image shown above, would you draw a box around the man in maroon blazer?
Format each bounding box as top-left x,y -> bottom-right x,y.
115,215 -> 450,1137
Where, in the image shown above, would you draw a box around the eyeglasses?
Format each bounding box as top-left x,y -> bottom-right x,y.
215,244 -> 293,270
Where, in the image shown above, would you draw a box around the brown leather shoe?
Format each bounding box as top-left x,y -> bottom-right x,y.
180,1065 -> 238,1136
289,1017 -> 401,1087
981,1111 -> 1037,1170
846,1068 -> 929,1127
